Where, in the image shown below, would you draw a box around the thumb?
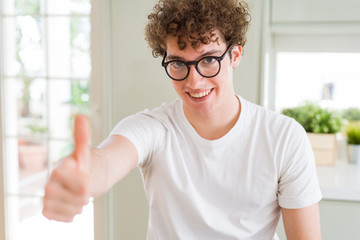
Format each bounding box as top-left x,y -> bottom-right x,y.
73,114 -> 91,172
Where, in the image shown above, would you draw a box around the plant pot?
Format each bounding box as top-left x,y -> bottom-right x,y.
307,133 -> 337,165
18,142 -> 48,172
347,144 -> 360,165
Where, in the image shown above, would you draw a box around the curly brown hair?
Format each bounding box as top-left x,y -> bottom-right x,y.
145,0 -> 251,58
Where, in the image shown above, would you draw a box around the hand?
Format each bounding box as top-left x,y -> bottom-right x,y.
42,115 -> 91,222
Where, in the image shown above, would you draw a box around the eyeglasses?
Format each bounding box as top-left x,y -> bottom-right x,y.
161,45 -> 232,81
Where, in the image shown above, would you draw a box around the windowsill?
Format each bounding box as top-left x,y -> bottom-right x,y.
317,160 -> 360,202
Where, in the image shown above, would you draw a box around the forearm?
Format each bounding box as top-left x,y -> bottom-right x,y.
89,135 -> 139,197
89,148 -> 112,197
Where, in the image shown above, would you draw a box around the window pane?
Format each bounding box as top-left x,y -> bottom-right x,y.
48,79 -> 73,139
70,0 -> 91,15
2,0 -> 41,15
275,52 -> 360,111
49,140 -> 73,167
70,17 -> 91,78
6,196 -> 94,240
68,80 -> 91,115
3,138 -> 47,196
18,140 -> 48,195
2,17 -> 46,77
47,17 -> 90,78
3,78 -> 47,137
47,0 -> 91,15
48,79 -> 90,139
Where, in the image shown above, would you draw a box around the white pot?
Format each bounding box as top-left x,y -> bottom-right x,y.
347,144 -> 360,165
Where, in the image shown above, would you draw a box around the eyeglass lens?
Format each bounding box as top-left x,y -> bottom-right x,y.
166,58 -> 220,80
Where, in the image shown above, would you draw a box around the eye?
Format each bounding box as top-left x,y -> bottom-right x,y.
169,61 -> 185,69
202,57 -> 216,65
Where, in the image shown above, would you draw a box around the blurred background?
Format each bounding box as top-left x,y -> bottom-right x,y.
1,0 -> 360,239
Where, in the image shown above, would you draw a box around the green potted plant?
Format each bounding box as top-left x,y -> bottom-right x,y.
346,122 -> 360,164
282,102 -> 344,165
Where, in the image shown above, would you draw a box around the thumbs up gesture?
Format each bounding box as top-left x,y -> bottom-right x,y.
43,115 -> 92,222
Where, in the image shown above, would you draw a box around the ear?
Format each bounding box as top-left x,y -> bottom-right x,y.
231,45 -> 242,68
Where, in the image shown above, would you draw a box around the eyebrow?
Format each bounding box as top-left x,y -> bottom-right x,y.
166,49 -> 223,61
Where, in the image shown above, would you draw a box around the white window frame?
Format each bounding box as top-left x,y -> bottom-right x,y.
0,0 -> 108,239
0,0 -> 7,237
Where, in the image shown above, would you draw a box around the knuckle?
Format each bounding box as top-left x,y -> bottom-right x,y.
44,183 -> 56,196
51,168 -> 62,180
79,183 -> 90,196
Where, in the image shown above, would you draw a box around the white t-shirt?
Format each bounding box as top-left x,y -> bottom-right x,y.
111,96 -> 322,240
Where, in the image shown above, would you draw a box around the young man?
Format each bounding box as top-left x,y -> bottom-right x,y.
43,0 -> 322,239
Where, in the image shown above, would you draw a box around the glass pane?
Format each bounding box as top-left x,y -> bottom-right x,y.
3,138 -> 47,196
2,78 -> 47,195
48,79 -> 90,139
3,78 -> 47,138
70,0 -> 91,15
48,79 -> 73,139
4,138 -> 20,195
2,17 -> 46,77
6,196 -> 94,240
2,0 -> 41,15
70,17 -> 91,78
47,17 -> 91,78
47,0 -> 91,15
275,52 -> 360,112
68,80 -> 91,115
18,139 -> 48,194
49,140 -> 73,167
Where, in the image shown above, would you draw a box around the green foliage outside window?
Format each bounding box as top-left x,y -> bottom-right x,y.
14,0 -> 40,14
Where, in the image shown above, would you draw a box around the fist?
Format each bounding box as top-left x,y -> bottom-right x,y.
42,115 -> 91,222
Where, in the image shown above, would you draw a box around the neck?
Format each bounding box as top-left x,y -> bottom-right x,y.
184,95 -> 241,140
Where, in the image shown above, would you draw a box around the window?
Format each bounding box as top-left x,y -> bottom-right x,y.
275,51 -> 360,112
268,34 -> 360,113
0,0 -> 94,239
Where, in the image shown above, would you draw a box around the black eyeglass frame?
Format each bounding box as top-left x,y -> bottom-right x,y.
161,45 -> 232,81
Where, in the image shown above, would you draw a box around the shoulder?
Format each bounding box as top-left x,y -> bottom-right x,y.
241,96 -> 300,131
142,99 -> 180,117
112,99 -> 181,133
139,99 -> 181,126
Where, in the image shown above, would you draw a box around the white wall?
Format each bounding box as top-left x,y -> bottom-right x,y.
110,1 -> 168,239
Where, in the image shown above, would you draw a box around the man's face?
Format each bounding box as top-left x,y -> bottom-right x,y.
164,31 -> 242,118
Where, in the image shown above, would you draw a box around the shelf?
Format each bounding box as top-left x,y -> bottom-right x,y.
317,160 -> 360,201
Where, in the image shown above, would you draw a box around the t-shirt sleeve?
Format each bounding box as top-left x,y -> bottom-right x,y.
277,120 -> 322,209
109,112 -> 167,167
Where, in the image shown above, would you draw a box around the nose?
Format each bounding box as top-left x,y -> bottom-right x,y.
185,65 -> 204,89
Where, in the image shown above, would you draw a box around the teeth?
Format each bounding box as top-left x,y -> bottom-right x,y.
189,89 -> 212,98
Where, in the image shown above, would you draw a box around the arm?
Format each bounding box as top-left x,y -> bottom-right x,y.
281,203 -> 322,240
90,135 -> 138,197
43,115 -> 138,222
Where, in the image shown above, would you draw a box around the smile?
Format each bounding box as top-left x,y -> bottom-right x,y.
188,89 -> 213,98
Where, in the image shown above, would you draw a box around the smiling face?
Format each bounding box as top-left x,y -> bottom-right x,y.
165,31 -> 242,120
